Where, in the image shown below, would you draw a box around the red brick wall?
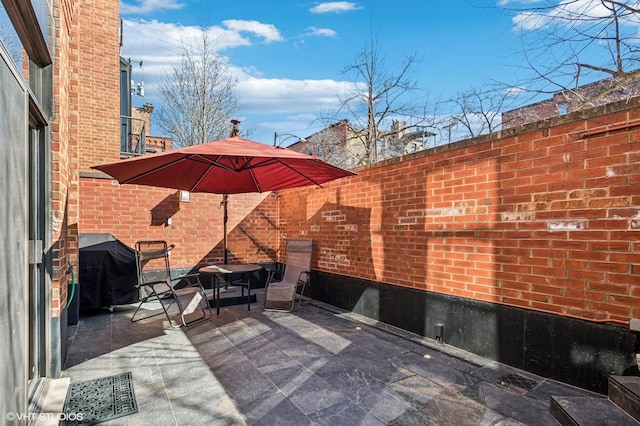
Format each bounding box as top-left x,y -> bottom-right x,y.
49,0 -> 79,317
77,1 -> 121,170
50,0 -> 121,315
78,176 -> 278,268
277,100 -> 640,325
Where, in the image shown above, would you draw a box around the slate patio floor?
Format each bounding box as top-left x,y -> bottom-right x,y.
59,289 -> 601,425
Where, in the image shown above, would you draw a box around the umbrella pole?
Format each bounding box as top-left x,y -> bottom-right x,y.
223,194 -> 228,264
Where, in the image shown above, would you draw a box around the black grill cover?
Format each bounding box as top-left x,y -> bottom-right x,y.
79,233 -> 138,310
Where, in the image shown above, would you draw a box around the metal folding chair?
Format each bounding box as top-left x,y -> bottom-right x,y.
264,238 -> 312,312
131,240 -> 211,327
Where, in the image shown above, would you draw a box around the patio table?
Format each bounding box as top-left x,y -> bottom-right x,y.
199,264 -> 262,314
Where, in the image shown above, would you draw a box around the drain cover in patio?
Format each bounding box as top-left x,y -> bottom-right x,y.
61,371 -> 137,425
498,373 -> 539,391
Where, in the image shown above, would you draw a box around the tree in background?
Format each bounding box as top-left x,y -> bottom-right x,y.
504,0 -> 640,107
329,37 -> 432,166
157,31 -> 238,147
445,1 -> 640,139
446,86 -> 518,140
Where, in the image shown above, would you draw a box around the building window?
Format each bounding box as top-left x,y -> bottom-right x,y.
558,102 -> 569,115
120,58 -> 132,153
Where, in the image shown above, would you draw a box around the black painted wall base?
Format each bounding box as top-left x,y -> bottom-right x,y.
310,271 -> 640,394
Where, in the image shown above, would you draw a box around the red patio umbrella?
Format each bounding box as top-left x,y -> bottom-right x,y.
92,135 -> 356,262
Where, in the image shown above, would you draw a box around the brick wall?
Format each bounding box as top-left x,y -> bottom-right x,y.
277,98 -> 640,325
49,0 -> 79,317
78,175 -> 278,268
77,1 -> 121,170
51,0 -> 120,314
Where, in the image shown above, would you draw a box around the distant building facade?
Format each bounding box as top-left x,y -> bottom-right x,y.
502,77 -> 640,128
288,120 -> 434,168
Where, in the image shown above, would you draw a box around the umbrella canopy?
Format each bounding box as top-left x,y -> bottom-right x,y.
92,136 -> 356,263
92,136 -> 356,194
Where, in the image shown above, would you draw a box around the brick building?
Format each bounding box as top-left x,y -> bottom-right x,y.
288,119 -> 435,168
502,76 -> 640,129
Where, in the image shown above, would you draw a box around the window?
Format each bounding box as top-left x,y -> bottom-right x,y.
558,102 -> 569,115
120,57 -> 132,153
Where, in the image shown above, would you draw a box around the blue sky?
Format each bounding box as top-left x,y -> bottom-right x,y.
117,1 -> 575,144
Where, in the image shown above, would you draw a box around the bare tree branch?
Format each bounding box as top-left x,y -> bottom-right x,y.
157,30 -> 238,147
326,36 -> 432,165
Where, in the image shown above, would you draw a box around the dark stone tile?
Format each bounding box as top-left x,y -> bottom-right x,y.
263,363 -> 313,391
461,381 -> 558,426
181,321 -> 220,346
551,395 -> 639,426
261,327 -> 312,351
61,358 -> 112,382
525,378 -> 600,403
286,374 -> 345,415
418,388 -> 509,426
320,368 -> 414,424
389,375 -> 446,405
124,379 -> 176,425
170,386 -> 244,425
202,343 -> 248,369
62,290 -> 603,426
331,345 -> 413,383
386,407 -> 432,426
391,351 -> 479,390
159,357 -> 222,400
62,347 -> 112,370
235,336 -> 295,371
212,358 -> 278,405
308,399 -> 385,426
337,328 -> 410,358
217,319 -> 265,347
111,349 -> 162,385
239,391 -> 312,426
281,343 -> 332,368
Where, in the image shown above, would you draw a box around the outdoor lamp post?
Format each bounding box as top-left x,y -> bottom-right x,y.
273,132 -> 306,147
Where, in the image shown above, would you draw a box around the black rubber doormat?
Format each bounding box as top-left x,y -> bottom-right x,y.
61,371 -> 138,425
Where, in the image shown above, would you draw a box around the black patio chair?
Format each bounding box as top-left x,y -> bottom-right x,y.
131,240 -> 211,327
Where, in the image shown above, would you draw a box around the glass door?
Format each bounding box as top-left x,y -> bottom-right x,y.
27,122 -> 46,392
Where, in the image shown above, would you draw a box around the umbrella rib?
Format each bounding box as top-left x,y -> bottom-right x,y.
189,163 -> 214,192
120,156 -> 191,184
193,154 -> 270,173
188,155 -> 263,192
248,167 -> 262,192
272,158 -> 323,187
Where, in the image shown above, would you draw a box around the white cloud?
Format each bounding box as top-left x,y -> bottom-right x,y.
310,2 -> 362,14
236,74 -> 357,114
121,19 -> 284,60
120,19 -> 354,140
222,20 -> 284,43
302,27 -> 338,38
120,0 -> 185,15
512,0 -> 616,31
512,11 -> 551,30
